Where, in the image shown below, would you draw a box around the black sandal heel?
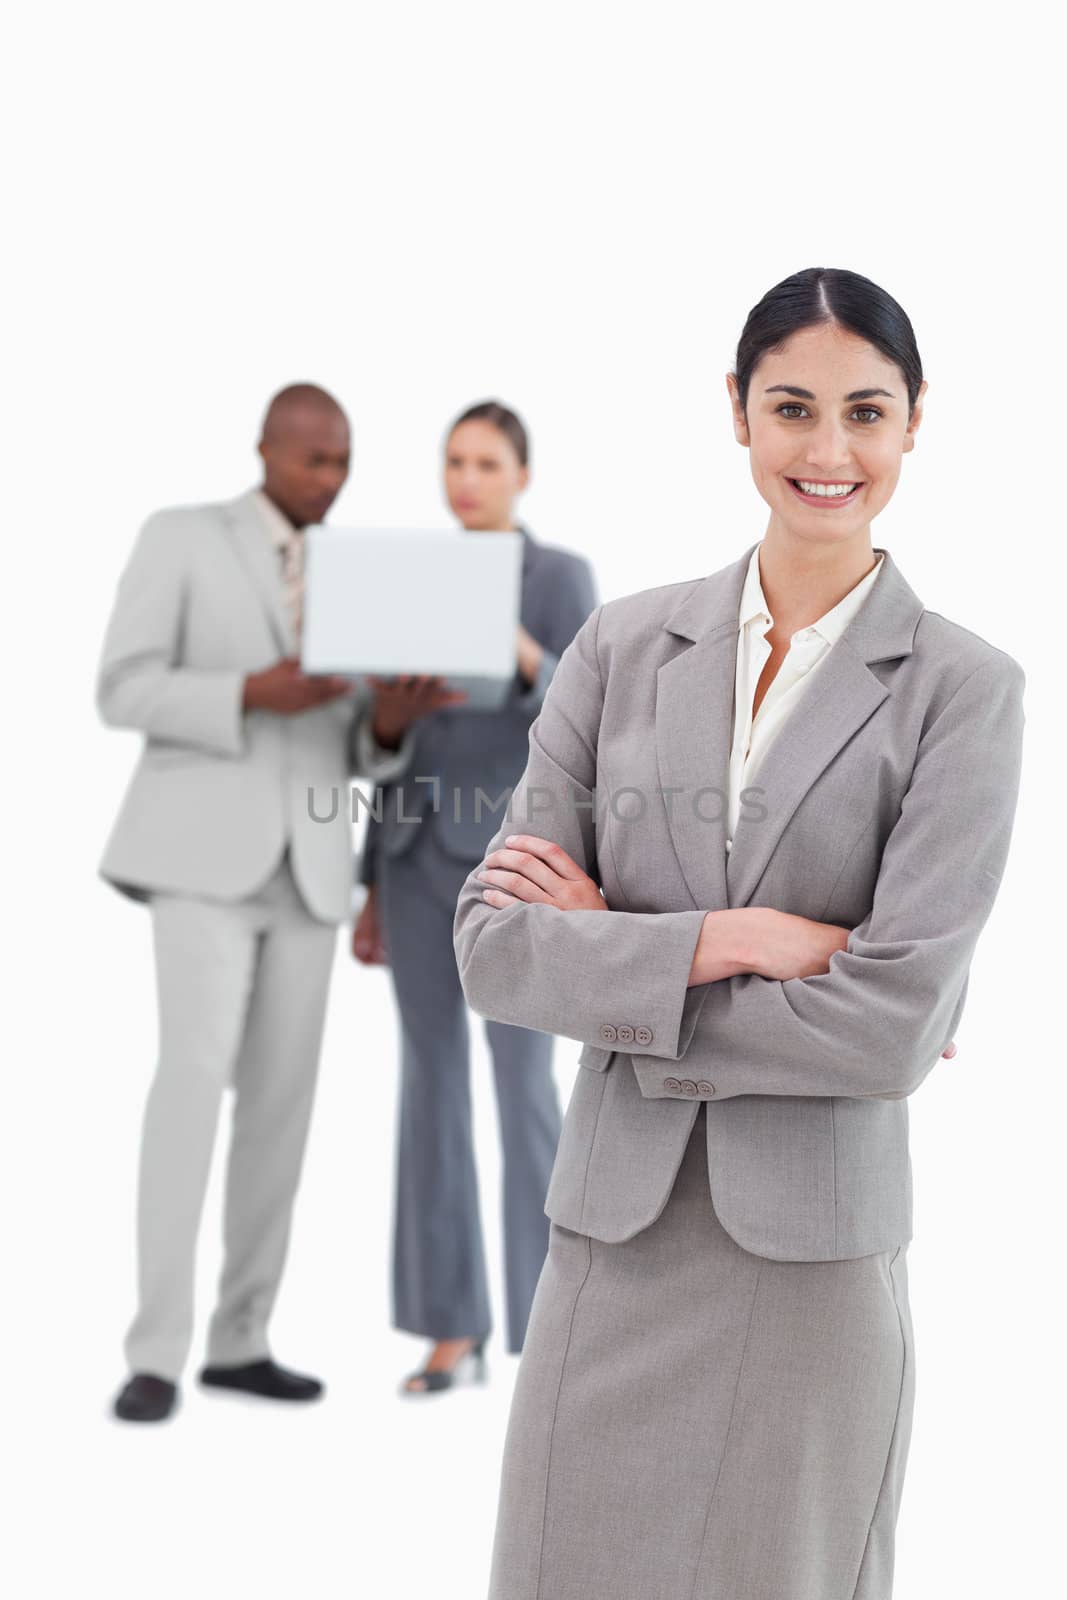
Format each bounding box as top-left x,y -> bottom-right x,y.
399,1338 -> 488,1397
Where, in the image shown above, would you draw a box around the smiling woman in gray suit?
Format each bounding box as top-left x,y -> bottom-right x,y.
351,402 -> 597,1395
453,271 -> 1026,1599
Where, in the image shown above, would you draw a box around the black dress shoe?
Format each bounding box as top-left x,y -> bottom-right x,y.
113,1373 -> 179,1423
197,1358 -> 324,1402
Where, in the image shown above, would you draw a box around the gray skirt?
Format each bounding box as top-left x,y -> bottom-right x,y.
487,1105 -> 915,1600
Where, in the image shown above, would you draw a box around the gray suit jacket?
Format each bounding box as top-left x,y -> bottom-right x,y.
96,489 -> 410,924
453,541 -> 1026,1260
355,525 -> 597,879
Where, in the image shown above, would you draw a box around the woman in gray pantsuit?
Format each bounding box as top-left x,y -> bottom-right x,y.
352,402 -> 597,1395
453,271 -> 1026,1597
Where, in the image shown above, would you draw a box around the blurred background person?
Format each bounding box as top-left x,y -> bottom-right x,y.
351,401 -> 598,1394
97,383 -> 424,1423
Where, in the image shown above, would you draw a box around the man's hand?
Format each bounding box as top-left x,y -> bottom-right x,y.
351,886 -> 388,965
367,675 -> 469,748
243,657 -> 353,714
476,835 -> 607,911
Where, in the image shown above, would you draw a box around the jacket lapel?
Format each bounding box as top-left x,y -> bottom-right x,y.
724,639 -> 890,907
222,490 -> 295,656
656,542 -> 925,911
517,523 -> 536,578
655,545 -> 751,914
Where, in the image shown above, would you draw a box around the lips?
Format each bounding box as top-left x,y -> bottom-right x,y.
786,478 -> 863,507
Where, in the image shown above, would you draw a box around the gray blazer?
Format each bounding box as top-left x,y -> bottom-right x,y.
453,541 -> 1026,1261
97,489 -> 410,924
356,525 -> 597,881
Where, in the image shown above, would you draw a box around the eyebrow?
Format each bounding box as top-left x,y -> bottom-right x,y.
764,384 -> 896,401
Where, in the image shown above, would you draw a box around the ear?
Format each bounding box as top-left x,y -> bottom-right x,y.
901,379 -> 927,454
726,373 -> 749,446
516,464 -> 531,494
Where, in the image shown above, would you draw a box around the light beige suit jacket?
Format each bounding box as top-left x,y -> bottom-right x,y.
96,490 -> 410,923
453,542 -> 1026,1259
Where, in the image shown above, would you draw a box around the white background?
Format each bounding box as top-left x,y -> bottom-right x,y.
4,3 -> 1063,1595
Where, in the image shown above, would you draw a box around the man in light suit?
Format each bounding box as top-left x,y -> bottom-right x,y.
97,384 -> 429,1422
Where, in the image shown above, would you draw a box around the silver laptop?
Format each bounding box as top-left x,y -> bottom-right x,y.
301,526 -> 523,711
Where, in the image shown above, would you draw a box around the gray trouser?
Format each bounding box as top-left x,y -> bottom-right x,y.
124,852 -> 337,1381
377,822 -> 562,1354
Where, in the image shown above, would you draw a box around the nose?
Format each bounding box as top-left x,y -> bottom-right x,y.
803,415 -> 854,474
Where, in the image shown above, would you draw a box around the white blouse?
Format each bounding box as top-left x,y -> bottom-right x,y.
726,544 -> 885,852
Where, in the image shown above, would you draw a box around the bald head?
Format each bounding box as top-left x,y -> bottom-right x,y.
257,382 -> 351,527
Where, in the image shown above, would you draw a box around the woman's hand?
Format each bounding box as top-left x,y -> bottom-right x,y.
351,885 -> 389,965
688,907 -> 847,986
692,907 -> 959,1057
476,834 -> 607,911
741,907 -> 851,982
368,674 -> 469,747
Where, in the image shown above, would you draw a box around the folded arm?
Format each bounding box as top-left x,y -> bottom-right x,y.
453,606 -> 710,1059
676,654 -> 1026,1100
456,615 -> 1026,1099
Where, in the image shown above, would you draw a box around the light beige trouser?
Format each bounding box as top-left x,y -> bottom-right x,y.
123,853 -> 337,1381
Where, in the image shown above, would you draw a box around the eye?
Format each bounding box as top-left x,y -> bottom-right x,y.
776,402 -> 884,424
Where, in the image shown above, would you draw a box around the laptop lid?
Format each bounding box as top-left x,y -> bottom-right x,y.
301,527 -> 522,684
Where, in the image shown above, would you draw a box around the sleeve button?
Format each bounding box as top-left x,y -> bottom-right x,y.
635,1026 -> 653,1045
599,1024 -> 618,1043
617,1025 -> 635,1043
663,1077 -> 682,1093
681,1079 -> 698,1096
697,1081 -> 716,1096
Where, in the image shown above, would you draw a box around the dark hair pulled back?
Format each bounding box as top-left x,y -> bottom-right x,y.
733,267 -> 923,418
448,399 -> 530,468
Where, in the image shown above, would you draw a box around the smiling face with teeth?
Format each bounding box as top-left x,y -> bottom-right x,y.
727,321 -> 926,550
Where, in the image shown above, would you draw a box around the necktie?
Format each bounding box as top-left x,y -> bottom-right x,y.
278,529 -> 304,648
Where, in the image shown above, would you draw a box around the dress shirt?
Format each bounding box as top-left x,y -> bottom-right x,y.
726,544 -> 885,852
254,489 -> 305,646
